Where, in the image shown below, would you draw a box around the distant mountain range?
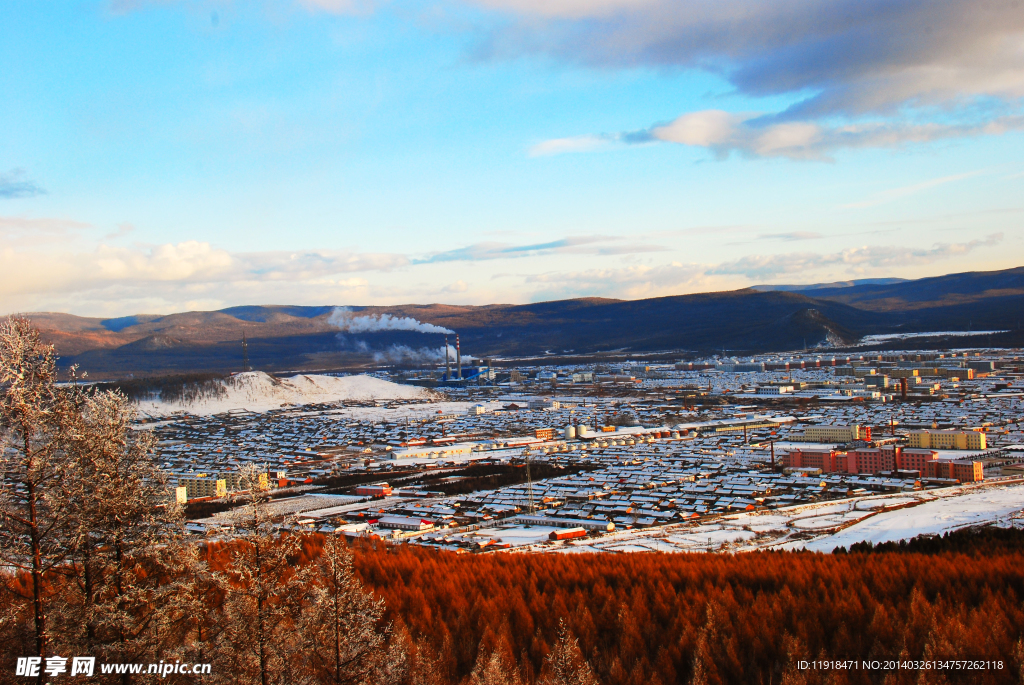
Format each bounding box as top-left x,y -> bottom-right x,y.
751,278 -> 908,292
19,266 -> 1024,378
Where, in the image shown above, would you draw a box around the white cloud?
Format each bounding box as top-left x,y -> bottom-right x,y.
524,262 -> 715,300
478,0 -> 1024,118
535,111 -> 1024,161
709,233 -> 1004,280
529,135 -> 620,157
0,240 -> 410,313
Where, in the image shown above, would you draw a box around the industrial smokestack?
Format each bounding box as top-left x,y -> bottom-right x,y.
456,335 -> 462,379
444,335 -> 450,380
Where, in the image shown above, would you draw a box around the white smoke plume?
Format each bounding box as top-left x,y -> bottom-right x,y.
328,307 -> 454,334
372,344 -> 475,366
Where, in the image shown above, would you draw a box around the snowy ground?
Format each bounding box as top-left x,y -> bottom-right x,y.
494,480 -> 1024,555
797,485 -> 1024,551
135,371 -> 438,417
859,330 -> 1006,344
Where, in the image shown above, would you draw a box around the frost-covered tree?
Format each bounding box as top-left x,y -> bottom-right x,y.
159,540 -> 227,674
56,390 -> 183,674
298,534 -> 400,685
539,621 -> 600,685
0,317 -> 71,661
469,639 -> 522,685
219,463 -> 306,685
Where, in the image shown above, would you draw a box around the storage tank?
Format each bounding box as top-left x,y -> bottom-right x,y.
577,425 -> 591,438
564,425 -> 576,440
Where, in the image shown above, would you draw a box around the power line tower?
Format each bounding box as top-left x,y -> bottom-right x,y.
242,330 -> 250,372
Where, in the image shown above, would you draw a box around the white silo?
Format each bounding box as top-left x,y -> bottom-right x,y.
564,425 -> 576,440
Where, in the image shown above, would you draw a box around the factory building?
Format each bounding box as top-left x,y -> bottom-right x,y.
376,516 -> 434,531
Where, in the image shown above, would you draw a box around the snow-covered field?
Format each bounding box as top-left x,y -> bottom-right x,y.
135,371 -> 438,417
500,480 -> 1024,555
859,330 -> 1007,344
798,485 -> 1024,551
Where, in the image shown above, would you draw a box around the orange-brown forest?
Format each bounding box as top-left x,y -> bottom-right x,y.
348,541 -> 1024,685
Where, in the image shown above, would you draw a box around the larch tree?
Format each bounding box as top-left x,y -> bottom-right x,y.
159,540 -> 228,676
297,534 -> 400,685
469,638 -> 522,685
0,317 -> 72,665
538,621 -> 600,685
219,463 -> 306,685
56,389 -> 183,677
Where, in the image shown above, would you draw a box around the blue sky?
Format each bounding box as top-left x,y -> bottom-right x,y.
2,0 -> 1023,316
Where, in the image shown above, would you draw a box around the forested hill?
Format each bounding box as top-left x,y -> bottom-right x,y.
17,266 -> 1024,377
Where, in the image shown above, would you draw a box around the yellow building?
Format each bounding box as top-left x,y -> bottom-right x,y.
803,425 -> 868,442
178,476 -> 227,500
908,430 -> 986,450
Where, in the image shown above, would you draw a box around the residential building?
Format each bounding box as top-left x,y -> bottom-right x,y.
908,430 -> 987,450
803,425 -> 870,442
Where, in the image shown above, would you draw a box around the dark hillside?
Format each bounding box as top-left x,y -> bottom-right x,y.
18,266 -> 1024,377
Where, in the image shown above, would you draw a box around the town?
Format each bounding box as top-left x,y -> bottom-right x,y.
147,346 -> 1024,553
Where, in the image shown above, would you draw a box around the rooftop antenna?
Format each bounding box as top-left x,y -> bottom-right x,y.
242,330 -> 250,372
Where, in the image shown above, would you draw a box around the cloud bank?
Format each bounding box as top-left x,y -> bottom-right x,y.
534,112 -> 1024,161
0,221 -> 1009,315
509,0 -> 1024,159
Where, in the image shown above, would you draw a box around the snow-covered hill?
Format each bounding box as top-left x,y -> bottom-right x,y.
135,371 -> 436,417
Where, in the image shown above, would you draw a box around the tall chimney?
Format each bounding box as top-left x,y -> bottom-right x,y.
444,335 -> 450,380
456,335 -> 462,379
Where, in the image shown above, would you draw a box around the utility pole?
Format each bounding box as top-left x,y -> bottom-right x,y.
525,449 -> 535,515
242,330 -> 250,372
